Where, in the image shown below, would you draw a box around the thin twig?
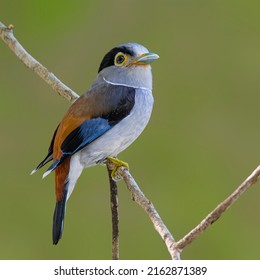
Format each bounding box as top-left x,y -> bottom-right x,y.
0,21 -> 79,102
107,166 -> 119,260
172,165 -> 260,255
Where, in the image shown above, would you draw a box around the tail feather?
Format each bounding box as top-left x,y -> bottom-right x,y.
42,159 -> 61,179
52,158 -> 71,245
52,190 -> 68,245
30,153 -> 53,175
31,124 -> 60,175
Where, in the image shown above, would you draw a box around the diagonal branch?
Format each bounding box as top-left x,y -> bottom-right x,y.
0,21 -> 79,102
172,165 -> 260,254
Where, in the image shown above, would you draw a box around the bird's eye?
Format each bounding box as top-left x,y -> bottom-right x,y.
115,53 -> 127,66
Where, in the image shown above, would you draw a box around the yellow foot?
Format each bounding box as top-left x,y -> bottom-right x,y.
107,157 -> 129,181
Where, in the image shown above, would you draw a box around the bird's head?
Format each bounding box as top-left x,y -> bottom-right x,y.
97,43 -> 159,90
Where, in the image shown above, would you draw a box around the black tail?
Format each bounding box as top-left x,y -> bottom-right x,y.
31,125 -> 60,175
52,190 -> 68,245
30,152 -> 53,175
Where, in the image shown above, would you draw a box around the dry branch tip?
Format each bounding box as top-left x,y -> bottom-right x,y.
7,24 -> 14,30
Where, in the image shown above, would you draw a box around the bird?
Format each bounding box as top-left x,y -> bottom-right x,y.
31,42 -> 159,245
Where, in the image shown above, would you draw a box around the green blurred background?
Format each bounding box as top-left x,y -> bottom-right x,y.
1,0 -> 260,260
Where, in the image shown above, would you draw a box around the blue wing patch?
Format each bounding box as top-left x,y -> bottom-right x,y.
61,117 -> 112,156
44,117 -> 112,174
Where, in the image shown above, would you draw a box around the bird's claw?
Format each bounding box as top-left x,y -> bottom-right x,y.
106,157 -> 129,181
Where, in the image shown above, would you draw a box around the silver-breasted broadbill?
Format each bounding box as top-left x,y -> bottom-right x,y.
31,43 -> 159,244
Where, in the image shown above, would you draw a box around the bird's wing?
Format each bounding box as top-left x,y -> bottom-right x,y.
40,83 -> 136,176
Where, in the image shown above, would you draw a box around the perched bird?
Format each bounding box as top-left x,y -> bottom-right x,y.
31,42 -> 159,245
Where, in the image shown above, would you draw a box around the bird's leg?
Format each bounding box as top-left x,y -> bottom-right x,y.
106,157 -> 129,181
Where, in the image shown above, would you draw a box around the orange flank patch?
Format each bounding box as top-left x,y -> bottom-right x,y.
53,95 -> 92,160
53,113 -> 87,160
55,157 -> 70,202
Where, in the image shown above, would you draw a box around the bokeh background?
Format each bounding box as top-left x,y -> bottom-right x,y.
1,0 -> 260,260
